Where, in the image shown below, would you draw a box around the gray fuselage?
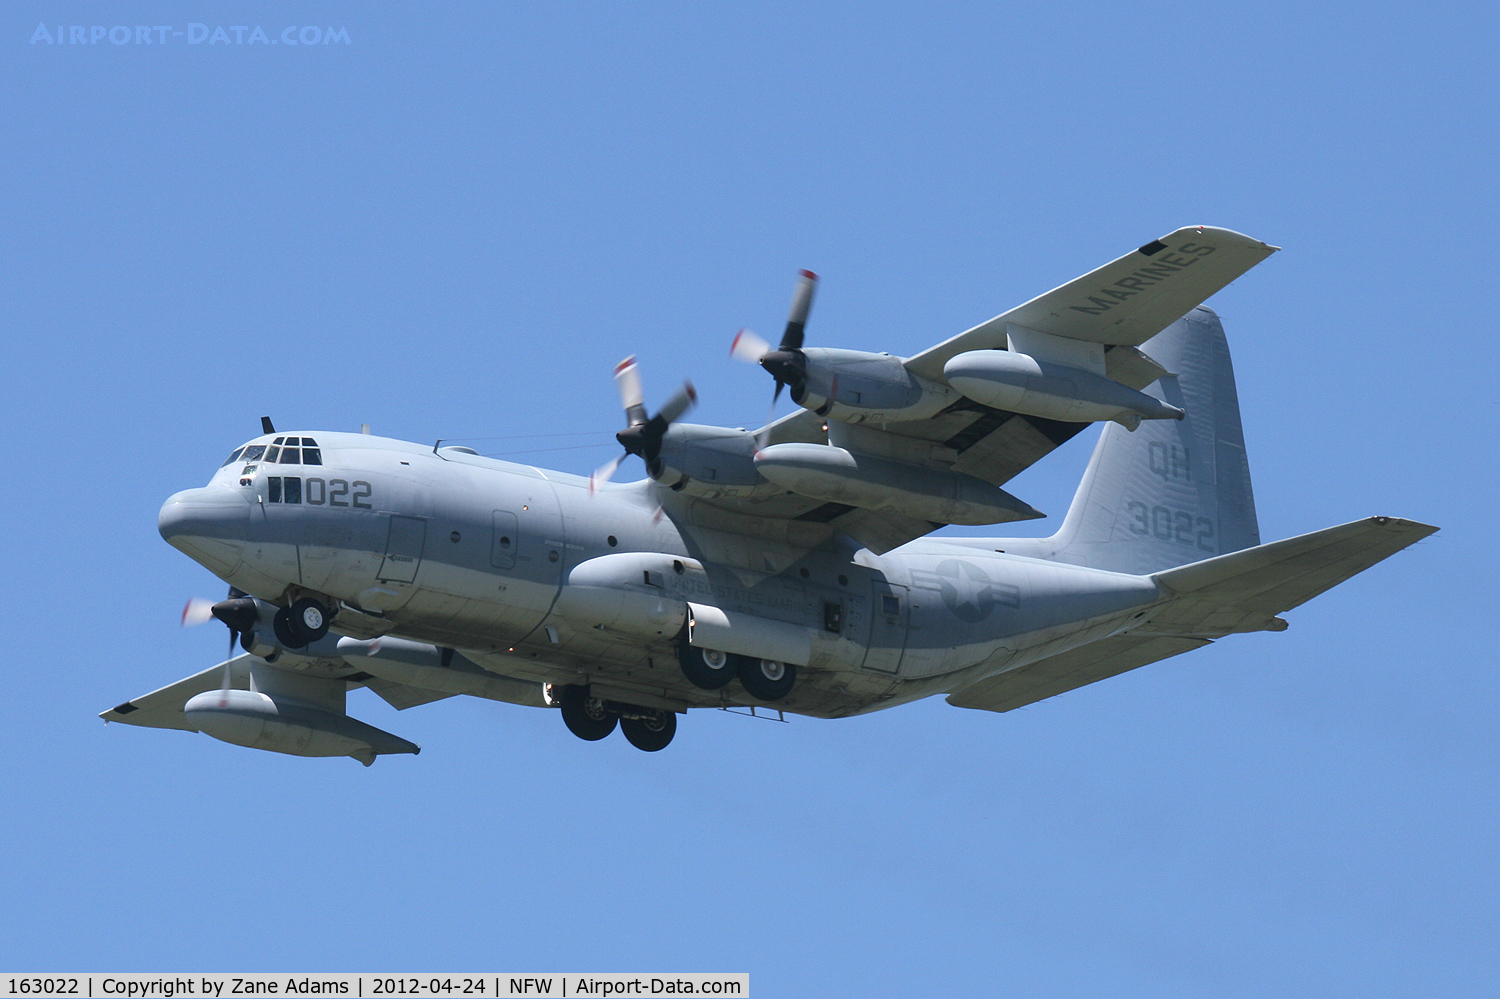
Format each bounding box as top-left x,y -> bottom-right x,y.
159,431 -> 1163,718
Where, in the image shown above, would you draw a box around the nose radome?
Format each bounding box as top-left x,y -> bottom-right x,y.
158,487 -> 252,575
158,487 -> 252,541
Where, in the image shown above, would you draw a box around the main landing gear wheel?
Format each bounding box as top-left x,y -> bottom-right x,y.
739,658 -> 796,701
273,597 -> 331,648
559,685 -> 617,741
677,639 -> 739,690
620,711 -> 677,752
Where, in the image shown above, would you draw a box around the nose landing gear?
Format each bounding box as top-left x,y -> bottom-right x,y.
272,597 -> 333,648
548,684 -> 678,751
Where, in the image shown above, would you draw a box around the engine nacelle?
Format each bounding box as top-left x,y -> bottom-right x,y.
647,424 -> 776,498
944,349 -> 1184,429
778,349 -> 955,424
754,443 -> 1043,526
183,688 -> 419,765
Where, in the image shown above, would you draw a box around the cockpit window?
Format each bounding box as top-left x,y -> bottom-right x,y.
228,438 -> 321,474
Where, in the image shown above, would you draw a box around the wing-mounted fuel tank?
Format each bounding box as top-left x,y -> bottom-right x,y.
184,656 -> 418,766
753,442 -> 1043,525
944,324 -> 1183,430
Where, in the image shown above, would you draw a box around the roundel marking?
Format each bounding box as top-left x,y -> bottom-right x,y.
935,559 -> 998,623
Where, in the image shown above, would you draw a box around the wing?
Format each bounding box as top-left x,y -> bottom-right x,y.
905,226 -> 1279,379
99,641 -> 526,733
102,659 -> 252,731
709,229 -> 1276,547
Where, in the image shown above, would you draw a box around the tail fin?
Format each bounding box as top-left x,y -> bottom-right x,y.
1003,307 -> 1260,574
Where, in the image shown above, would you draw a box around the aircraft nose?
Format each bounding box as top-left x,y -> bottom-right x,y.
158,487 -> 252,576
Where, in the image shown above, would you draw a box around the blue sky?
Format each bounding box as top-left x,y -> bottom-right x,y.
3,2 -> 1496,994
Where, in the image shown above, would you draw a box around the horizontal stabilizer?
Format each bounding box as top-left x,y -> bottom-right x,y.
946,635 -> 1210,713
1143,516 -> 1438,636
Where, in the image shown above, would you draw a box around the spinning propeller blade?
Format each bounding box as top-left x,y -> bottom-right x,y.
732,270 -> 819,412
591,358 -> 697,495
614,356 -> 648,427
781,269 -> 818,351
181,597 -> 215,628
590,453 -> 625,494
730,328 -> 772,363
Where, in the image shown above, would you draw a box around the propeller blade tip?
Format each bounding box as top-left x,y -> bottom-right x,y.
800,269 -> 818,281
731,328 -> 772,362
181,597 -> 214,628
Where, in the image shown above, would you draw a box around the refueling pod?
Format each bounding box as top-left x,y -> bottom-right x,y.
944,348 -> 1183,430
184,688 -> 419,766
754,442 -> 1043,526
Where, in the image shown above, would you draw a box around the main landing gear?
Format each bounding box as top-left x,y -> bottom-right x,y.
552,684 -> 677,752
677,636 -> 797,702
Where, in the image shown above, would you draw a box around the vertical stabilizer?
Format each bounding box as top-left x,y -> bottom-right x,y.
1001,307 -> 1259,574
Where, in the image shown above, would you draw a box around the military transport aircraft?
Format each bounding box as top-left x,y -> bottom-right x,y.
103,226 -> 1436,761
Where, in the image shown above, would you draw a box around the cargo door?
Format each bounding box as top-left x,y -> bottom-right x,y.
378,515 -> 427,583
862,581 -> 909,672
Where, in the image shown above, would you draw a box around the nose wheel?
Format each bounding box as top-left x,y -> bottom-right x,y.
272,597 -> 332,648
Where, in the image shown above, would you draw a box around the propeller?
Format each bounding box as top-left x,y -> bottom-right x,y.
182,586 -> 257,659
730,269 -> 818,403
590,355 -> 697,492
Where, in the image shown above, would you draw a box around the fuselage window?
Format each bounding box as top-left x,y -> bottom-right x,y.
265,446 -> 281,463
273,437 -> 285,445
266,476 -> 303,503
241,445 -> 266,463
302,448 -> 322,465
221,447 -> 246,467
280,448 -> 300,464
